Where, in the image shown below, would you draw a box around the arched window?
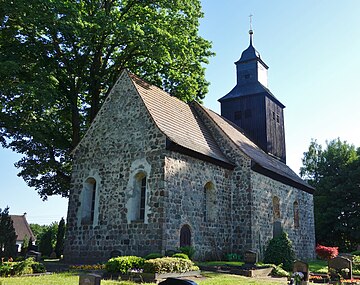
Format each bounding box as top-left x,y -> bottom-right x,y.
180,225 -> 191,247
204,182 -> 216,222
128,172 -> 147,222
273,196 -> 280,220
139,175 -> 146,221
81,177 -> 97,225
293,201 -> 300,228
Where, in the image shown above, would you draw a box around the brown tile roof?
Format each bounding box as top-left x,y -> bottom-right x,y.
129,72 -> 232,166
127,71 -> 313,193
10,215 -> 35,241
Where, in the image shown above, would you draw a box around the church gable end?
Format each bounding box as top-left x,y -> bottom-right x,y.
65,71 -> 167,263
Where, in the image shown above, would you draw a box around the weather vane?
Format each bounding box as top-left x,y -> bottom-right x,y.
249,14 -> 253,31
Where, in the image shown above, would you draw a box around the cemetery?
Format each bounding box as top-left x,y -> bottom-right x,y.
1,243 -> 360,285
2,1 -> 360,285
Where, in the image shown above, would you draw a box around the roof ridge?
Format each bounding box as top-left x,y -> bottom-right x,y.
191,102 -> 313,193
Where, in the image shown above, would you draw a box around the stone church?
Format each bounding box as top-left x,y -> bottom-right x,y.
64,30 -> 315,263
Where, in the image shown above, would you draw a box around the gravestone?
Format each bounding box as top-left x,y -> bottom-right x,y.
273,221 -> 283,238
339,253 -> 354,262
26,250 -> 41,262
244,250 -> 258,266
79,274 -> 101,285
293,260 -> 309,284
159,278 -> 198,285
328,256 -> 352,280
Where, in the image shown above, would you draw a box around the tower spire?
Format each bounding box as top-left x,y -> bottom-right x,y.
249,14 -> 254,45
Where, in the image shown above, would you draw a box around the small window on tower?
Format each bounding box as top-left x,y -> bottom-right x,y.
234,111 -> 242,120
245,109 -> 252,118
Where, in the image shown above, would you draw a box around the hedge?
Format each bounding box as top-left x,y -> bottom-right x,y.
143,257 -> 198,274
105,256 -> 144,274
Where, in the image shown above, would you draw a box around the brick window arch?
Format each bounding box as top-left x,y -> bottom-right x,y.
273,196 -> 280,220
204,182 -> 216,222
293,201 -> 300,228
180,225 -> 191,247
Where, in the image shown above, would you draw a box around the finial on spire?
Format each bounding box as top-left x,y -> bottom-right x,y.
248,14 -> 254,45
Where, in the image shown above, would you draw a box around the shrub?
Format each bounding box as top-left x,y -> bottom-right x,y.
0,258 -> 45,276
179,246 -> 195,260
225,253 -> 242,261
172,253 -> 189,260
143,257 -> 198,274
105,256 -> 144,274
144,253 -> 163,260
13,258 -> 34,275
263,232 -> 295,271
0,262 -> 13,277
353,255 -> 360,271
31,262 -> 46,273
315,244 -> 338,260
271,264 -> 290,277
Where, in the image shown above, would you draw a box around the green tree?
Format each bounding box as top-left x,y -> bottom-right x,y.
38,230 -> 54,257
29,224 -> 48,242
55,217 -> 66,258
0,207 -> 17,258
300,138 -> 360,250
34,222 -> 58,256
0,0 -> 213,199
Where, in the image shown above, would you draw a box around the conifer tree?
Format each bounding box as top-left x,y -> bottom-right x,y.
0,207 -> 17,258
55,217 -> 66,258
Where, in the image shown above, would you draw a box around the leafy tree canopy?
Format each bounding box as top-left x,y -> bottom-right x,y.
0,0 -> 213,199
300,138 -> 360,250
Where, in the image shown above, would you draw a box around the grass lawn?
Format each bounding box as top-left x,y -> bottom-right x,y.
0,272 -> 285,285
196,261 -> 244,267
308,260 -> 328,274
308,259 -> 360,275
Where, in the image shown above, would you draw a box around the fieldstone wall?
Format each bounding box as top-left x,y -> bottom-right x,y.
191,103 -> 255,255
251,171 -> 316,260
163,153 -> 233,260
64,72 -> 315,264
64,72 -> 167,263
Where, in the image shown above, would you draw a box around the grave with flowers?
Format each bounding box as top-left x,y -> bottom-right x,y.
328,256 -> 352,284
291,260 -> 309,285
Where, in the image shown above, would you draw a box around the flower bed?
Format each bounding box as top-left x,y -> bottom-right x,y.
309,274 -> 329,283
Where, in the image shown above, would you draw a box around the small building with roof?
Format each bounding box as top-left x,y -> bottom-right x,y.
64,30 -> 315,263
10,214 -> 35,252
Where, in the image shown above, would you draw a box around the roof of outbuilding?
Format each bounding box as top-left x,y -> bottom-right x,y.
127,71 -> 313,193
10,215 -> 35,241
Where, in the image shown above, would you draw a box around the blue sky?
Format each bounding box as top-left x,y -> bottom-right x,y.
1,0 -> 360,225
